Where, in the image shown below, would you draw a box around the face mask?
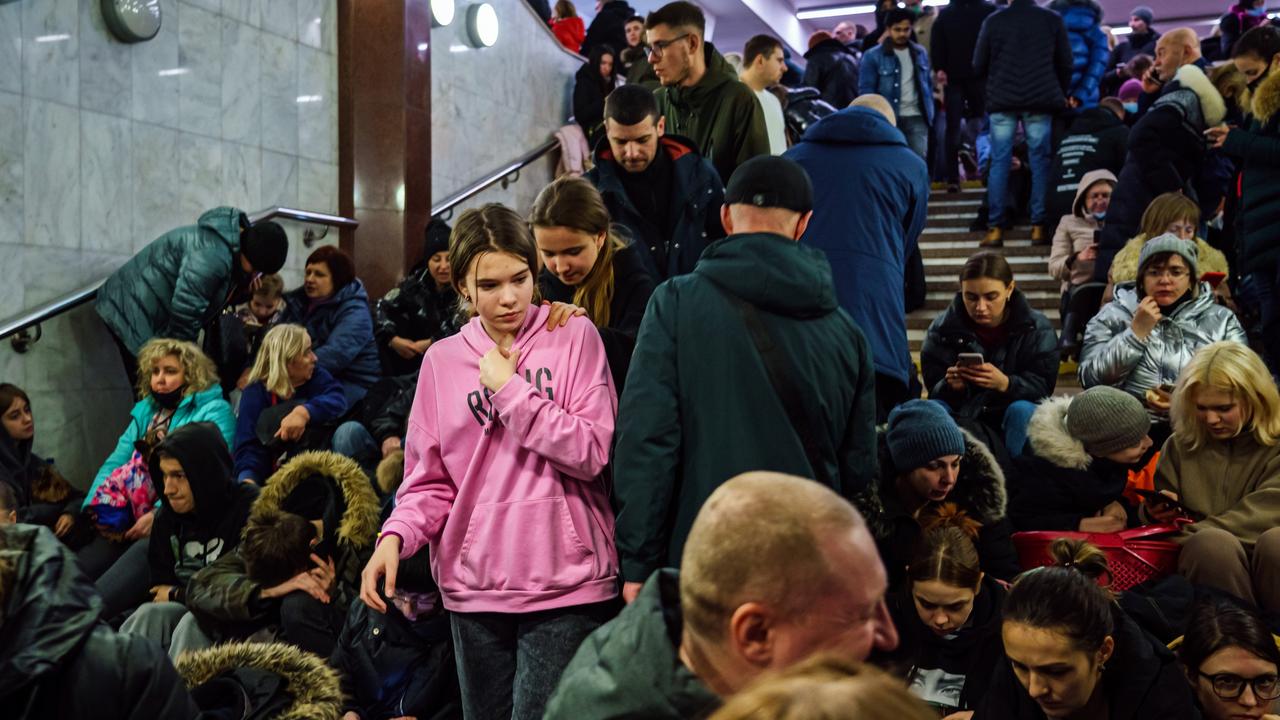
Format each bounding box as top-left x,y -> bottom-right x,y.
1247,6 -> 1268,17
1092,211 -> 1107,221
1123,102 -> 1138,114
153,386 -> 186,410
1208,212 -> 1225,231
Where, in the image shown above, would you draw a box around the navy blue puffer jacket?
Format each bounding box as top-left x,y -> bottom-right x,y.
281,280 -> 381,401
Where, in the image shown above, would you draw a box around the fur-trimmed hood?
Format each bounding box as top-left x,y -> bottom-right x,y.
1108,233 -> 1228,286
177,641 -> 343,720
865,427 -> 1008,538
254,451 -> 380,550
1026,395 -> 1092,470
1251,62 -> 1280,126
1173,63 -> 1228,128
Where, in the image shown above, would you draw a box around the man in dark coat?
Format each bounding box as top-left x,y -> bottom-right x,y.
1048,99 -> 1129,223
1209,27 -> 1280,375
587,84 -> 725,281
546,473 -> 899,719
1093,29 -> 1226,281
647,2 -> 771,182
95,207 -> 288,379
784,97 -> 929,421
612,156 -> 879,600
931,0 -> 997,190
803,30 -> 860,110
580,0 -> 635,58
973,0 -> 1073,246
0,524 -> 199,719
1101,7 -> 1161,97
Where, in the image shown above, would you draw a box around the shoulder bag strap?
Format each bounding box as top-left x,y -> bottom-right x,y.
710,281 -> 834,486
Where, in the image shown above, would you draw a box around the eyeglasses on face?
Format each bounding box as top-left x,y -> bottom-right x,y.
1143,267 -> 1190,280
1198,672 -> 1280,701
647,33 -> 690,59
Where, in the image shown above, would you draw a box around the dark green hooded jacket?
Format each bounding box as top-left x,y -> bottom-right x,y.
612,233 -> 878,582
544,569 -> 719,719
96,206 -> 246,353
655,42 -> 772,183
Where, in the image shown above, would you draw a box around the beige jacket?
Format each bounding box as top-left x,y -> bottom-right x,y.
1049,168 -> 1116,291
1156,432 -> 1280,549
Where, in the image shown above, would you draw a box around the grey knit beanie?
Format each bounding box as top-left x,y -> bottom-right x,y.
886,400 -> 966,473
1066,386 -> 1151,457
1130,6 -> 1154,25
1138,233 -> 1199,285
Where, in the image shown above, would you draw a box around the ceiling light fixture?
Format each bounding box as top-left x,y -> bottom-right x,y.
466,3 -> 499,48
796,4 -> 875,20
431,0 -> 456,27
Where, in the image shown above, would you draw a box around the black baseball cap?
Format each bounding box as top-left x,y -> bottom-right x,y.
723,155 -> 814,214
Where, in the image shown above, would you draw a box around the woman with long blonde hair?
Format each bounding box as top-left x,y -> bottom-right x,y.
530,176 -> 655,390
233,324 -> 347,485
1147,341 -> 1280,612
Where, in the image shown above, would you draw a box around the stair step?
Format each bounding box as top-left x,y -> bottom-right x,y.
928,199 -> 984,208
923,254 -> 1048,270
922,244 -> 1047,259
930,189 -> 986,201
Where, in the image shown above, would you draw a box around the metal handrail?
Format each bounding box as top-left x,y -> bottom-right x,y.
432,137 -> 562,219
0,207 -> 360,346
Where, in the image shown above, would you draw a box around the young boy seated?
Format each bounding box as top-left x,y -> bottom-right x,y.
117,422 -> 258,638
236,273 -> 285,327
176,451 -> 380,658
329,547 -> 461,720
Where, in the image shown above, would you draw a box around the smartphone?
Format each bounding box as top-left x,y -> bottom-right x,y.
1201,271 -> 1227,288
1135,489 -> 1189,514
957,353 -> 985,368
1157,383 -> 1176,395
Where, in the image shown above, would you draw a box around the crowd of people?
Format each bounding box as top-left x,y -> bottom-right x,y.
3,1 -> 1280,719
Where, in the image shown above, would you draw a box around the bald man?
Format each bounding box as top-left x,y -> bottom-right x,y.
544,472 -> 899,719
851,93 -> 897,126
1093,27 -> 1226,281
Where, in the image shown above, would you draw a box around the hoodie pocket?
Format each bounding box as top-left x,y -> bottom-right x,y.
457,497 -> 596,593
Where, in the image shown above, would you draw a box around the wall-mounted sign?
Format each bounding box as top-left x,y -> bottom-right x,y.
102,0 -> 162,43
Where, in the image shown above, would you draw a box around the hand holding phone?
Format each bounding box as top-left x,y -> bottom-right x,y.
1136,489 -> 1190,522
957,352 -> 985,368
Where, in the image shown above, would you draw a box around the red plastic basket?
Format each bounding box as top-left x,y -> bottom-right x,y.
1012,523 -> 1186,591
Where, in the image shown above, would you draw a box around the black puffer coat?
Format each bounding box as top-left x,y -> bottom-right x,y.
1222,63 -> 1280,273
0,525 -> 199,719
1095,63 -> 1227,279
972,0 -> 1073,114
921,290 -> 1059,424
857,428 -> 1021,588
802,38 -> 860,110
581,0 -> 635,60
0,433 -> 81,528
1009,395 -> 1138,531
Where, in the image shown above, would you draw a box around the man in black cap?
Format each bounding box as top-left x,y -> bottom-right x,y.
612,155 -> 880,604
96,207 -> 289,382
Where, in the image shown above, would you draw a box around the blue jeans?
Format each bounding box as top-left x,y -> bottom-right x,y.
1003,400 -> 1039,457
331,421 -> 380,479
988,112 -> 1052,228
899,114 -> 930,162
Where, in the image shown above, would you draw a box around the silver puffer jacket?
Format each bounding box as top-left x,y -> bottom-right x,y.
1079,282 -> 1246,397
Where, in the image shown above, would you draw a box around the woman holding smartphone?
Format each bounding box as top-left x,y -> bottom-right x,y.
1147,342 -> 1280,613
921,252 -> 1060,456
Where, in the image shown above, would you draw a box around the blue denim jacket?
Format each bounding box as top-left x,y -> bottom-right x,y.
857,41 -> 934,127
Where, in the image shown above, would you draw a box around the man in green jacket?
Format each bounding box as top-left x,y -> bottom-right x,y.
544,472 -> 899,719
612,155 -> 879,601
95,207 -> 288,379
646,2 -> 772,183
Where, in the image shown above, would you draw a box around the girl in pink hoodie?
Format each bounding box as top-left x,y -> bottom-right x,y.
360,203 -> 619,719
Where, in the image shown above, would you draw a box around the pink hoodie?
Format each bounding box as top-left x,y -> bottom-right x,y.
383,304 -> 619,613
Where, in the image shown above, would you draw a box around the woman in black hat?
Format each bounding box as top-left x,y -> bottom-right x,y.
375,219 -> 464,377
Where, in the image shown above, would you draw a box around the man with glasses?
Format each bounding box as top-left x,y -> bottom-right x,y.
645,1 -> 770,183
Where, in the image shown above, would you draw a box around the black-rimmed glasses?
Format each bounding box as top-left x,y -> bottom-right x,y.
1198,672 -> 1280,701
647,33 -> 691,59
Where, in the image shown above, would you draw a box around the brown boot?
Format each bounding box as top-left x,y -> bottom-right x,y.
982,227 -> 1003,247
1031,224 -> 1047,244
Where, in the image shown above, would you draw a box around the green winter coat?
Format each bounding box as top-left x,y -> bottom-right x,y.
655,42 -> 772,183
544,569 -> 720,720
96,207 -> 246,353
184,452 -> 381,640
612,233 -> 879,582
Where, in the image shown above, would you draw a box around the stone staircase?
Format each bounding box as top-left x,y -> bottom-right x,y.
909,187 -> 1081,393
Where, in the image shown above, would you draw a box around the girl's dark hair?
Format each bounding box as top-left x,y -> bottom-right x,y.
1234,25 -> 1280,60
448,204 -> 541,316
908,503 -> 984,590
588,44 -> 618,94
959,251 -> 1014,286
1179,600 -> 1280,673
305,245 -> 357,291
1003,539 -> 1115,653
0,384 -> 30,425
529,177 -> 627,328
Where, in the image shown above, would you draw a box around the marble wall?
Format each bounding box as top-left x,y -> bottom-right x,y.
0,0 -> 339,484
430,0 -> 582,217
